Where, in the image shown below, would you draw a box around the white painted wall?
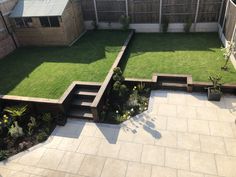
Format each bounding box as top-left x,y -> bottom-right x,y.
84,21 -> 218,33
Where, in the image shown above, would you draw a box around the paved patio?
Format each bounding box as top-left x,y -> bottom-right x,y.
1,90 -> 236,177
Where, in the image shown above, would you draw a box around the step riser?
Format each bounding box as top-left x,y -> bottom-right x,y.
157,86 -> 187,91
75,85 -> 101,90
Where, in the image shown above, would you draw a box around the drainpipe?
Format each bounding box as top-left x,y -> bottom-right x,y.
0,11 -> 17,48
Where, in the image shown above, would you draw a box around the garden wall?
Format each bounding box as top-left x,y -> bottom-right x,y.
81,0 -> 222,32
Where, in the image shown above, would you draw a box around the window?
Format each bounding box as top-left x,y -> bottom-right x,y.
15,18 -> 24,27
39,17 -> 50,27
15,17 -> 32,28
49,17 -> 60,27
39,16 -> 60,27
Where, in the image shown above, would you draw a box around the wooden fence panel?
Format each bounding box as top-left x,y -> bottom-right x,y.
162,0 -> 197,23
197,0 -> 222,22
81,0 -> 96,21
128,0 -> 160,23
223,0 -> 236,40
96,0 -> 126,22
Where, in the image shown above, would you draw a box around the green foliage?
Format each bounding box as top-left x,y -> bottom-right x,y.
36,131 -> 48,143
0,114 -> 11,129
162,17 -> 169,33
8,121 -> 24,139
221,41 -> 236,70
27,117 -> 37,135
0,150 -> 8,161
120,15 -> 130,30
209,74 -> 223,94
112,67 -> 128,98
184,17 -> 192,33
41,113 -> 53,127
4,105 -> 27,119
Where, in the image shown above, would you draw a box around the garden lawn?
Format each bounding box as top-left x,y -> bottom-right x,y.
122,33 -> 236,84
0,30 -> 129,99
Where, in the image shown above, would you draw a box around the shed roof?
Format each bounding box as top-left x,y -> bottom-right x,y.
10,0 -> 69,18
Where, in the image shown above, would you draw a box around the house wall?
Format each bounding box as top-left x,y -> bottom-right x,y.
0,0 -> 18,59
12,0 -> 85,46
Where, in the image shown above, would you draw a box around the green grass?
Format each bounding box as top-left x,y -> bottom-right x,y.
122,33 -> 236,84
0,30 -> 129,99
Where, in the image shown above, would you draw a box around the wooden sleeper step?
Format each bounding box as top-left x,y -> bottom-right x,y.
69,109 -> 93,119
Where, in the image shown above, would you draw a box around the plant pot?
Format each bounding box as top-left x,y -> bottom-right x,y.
207,88 -> 221,101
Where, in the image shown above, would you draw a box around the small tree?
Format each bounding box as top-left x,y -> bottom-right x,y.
208,74 -> 222,94
221,41 -> 236,70
184,17 -> 192,33
112,67 -> 128,98
162,17 -> 169,33
119,15 -> 130,31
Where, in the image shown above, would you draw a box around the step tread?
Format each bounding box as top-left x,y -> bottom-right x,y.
159,82 -> 187,87
74,88 -> 99,96
69,109 -> 93,119
72,98 -> 93,106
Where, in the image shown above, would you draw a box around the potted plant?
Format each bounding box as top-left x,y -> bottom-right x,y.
207,75 -> 223,101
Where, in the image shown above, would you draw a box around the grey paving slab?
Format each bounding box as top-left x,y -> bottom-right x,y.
0,90 -> 235,177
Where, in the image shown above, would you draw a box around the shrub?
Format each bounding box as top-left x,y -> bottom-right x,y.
184,17 -> 192,33
208,75 -> 223,94
41,113 -> 53,127
36,131 -> 48,142
162,17 -> 169,33
8,121 -> 24,139
112,67 -> 128,98
221,41 -> 236,70
4,105 -> 27,120
0,150 -> 8,161
27,117 -> 37,135
120,15 -> 130,30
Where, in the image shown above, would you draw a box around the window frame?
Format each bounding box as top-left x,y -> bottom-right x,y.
14,17 -> 33,28
39,16 -> 60,28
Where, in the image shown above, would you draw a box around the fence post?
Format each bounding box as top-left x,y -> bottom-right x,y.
159,0 -> 162,32
231,24 -> 236,42
125,0 -> 128,17
218,0 -> 224,24
93,0 -> 99,24
194,0 -> 200,31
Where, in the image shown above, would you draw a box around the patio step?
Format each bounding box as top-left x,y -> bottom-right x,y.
74,88 -> 98,97
71,97 -> 93,107
69,108 -> 93,119
68,83 -> 101,120
157,74 -> 188,91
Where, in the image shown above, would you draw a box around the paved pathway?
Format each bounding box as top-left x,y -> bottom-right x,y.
1,90 -> 236,177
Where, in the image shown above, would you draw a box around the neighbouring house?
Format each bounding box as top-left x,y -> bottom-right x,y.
9,0 -> 85,46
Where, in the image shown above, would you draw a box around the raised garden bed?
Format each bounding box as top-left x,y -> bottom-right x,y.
0,104 -> 63,161
0,30 -> 130,99
122,33 -> 236,84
